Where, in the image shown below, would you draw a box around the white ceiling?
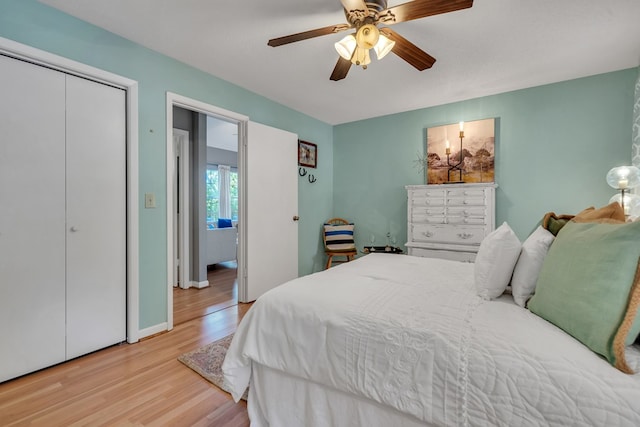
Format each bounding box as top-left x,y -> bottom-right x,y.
207,116 -> 238,152
39,0 -> 640,125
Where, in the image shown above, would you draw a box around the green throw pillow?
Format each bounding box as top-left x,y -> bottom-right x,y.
528,220 -> 640,373
541,212 -> 574,236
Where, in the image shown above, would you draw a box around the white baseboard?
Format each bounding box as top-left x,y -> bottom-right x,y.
138,322 -> 168,340
191,280 -> 210,289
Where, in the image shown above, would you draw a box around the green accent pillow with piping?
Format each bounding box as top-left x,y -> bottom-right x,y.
527,220 -> 640,373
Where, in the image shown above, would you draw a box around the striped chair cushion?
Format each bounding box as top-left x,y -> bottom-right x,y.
324,223 -> 355,251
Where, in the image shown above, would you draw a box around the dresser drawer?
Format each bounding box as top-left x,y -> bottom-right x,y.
411,206 -> 445,223
447,196 -> 486,206
446,188 -> 486,198
447,206 -> 486,217
411,224 -> 485,245
411,188 -> 446,200
412,196 -> 445,207
447,216 -> 486,225
412,214 -> 446,224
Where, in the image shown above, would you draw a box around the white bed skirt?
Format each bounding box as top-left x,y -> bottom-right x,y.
247,363 -> 439,427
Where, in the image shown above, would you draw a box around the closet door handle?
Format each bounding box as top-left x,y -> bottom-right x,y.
70,226 -> 79,232
292,216 -> 300,221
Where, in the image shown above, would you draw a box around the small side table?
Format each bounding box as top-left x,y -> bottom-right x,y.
362,246 -> 404,254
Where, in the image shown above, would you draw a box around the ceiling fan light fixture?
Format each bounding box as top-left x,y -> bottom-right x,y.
373,33 -> 395,60
355,24 -> 379,50
335,34 -> 357,61
268,0 -> 474,80
351,46 -> 371,67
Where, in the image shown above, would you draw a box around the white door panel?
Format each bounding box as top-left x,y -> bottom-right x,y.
244,121 -> 298,301
65,75 -> 127,359
0,55 -> 67,381
172,129 -> 190,290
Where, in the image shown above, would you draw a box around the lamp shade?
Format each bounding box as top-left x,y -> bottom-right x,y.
335,34 -> 356,61
609,193 -> 640,216
606,165 -> 640,189
373,33 -> 395,60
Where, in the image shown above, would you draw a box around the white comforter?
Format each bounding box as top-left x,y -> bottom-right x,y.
223,254 -> 640,426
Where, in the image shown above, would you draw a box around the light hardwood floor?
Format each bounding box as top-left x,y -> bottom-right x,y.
0,264 -> 250,426
173,261 -> 238,326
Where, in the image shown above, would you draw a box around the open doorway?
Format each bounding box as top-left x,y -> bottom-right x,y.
171,107 -> 240,326
166,92 -> 299,330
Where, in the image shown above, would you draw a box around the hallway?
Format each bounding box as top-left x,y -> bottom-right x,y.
173,261 -> 238,325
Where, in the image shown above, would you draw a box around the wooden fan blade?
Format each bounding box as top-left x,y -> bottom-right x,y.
380,28 -> 435,71
330,57 -> 352,81
384,0 -> 473,24
340,0 -> 368,13
268,24 -> 350,47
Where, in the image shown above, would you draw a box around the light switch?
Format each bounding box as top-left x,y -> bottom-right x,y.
145,192 -> 156,208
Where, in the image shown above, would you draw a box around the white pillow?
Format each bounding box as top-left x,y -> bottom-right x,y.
474,222 -> 522,300
511,226 -> 555,307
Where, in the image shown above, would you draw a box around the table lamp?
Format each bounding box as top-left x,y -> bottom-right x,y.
606,165 -> 640,216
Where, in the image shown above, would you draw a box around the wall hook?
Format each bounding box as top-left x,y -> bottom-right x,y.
308,174 -> 317,183
299,167 -> 307,177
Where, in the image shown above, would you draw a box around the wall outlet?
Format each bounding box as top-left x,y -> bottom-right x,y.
145,192 -> 156,208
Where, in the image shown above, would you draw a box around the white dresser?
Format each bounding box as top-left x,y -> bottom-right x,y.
405,183 -> 496,262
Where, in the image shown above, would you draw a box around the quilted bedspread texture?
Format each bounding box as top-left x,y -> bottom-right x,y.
223,254 -> 640,426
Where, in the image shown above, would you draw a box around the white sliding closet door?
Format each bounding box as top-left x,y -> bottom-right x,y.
0,55 -> 67,380
65,75 -> 126,359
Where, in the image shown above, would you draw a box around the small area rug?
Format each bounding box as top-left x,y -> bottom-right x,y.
178,334 -> 247,400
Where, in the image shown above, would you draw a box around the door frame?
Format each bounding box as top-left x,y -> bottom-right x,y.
165,92 -> 248,330
0,36 -> 140,343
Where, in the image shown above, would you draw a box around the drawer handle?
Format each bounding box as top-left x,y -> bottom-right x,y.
457,232 -> 474,239
423,231 -> 434,238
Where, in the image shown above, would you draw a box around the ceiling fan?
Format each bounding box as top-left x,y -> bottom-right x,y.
267,0 -> 473,81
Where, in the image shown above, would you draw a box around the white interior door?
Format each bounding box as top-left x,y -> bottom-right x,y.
173,129 -> 190,289
0,55 -> 67,382
242,121 -> 298,301
65,75 -> 127,359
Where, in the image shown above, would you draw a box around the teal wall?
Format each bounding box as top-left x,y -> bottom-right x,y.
1,1 -> 636,332
334,69 -> 637,247
0,0 -> 333,329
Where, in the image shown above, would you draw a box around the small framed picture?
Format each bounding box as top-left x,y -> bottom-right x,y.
298,140 -> 317,168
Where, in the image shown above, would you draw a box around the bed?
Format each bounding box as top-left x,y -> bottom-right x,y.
223,212 -> 640,426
